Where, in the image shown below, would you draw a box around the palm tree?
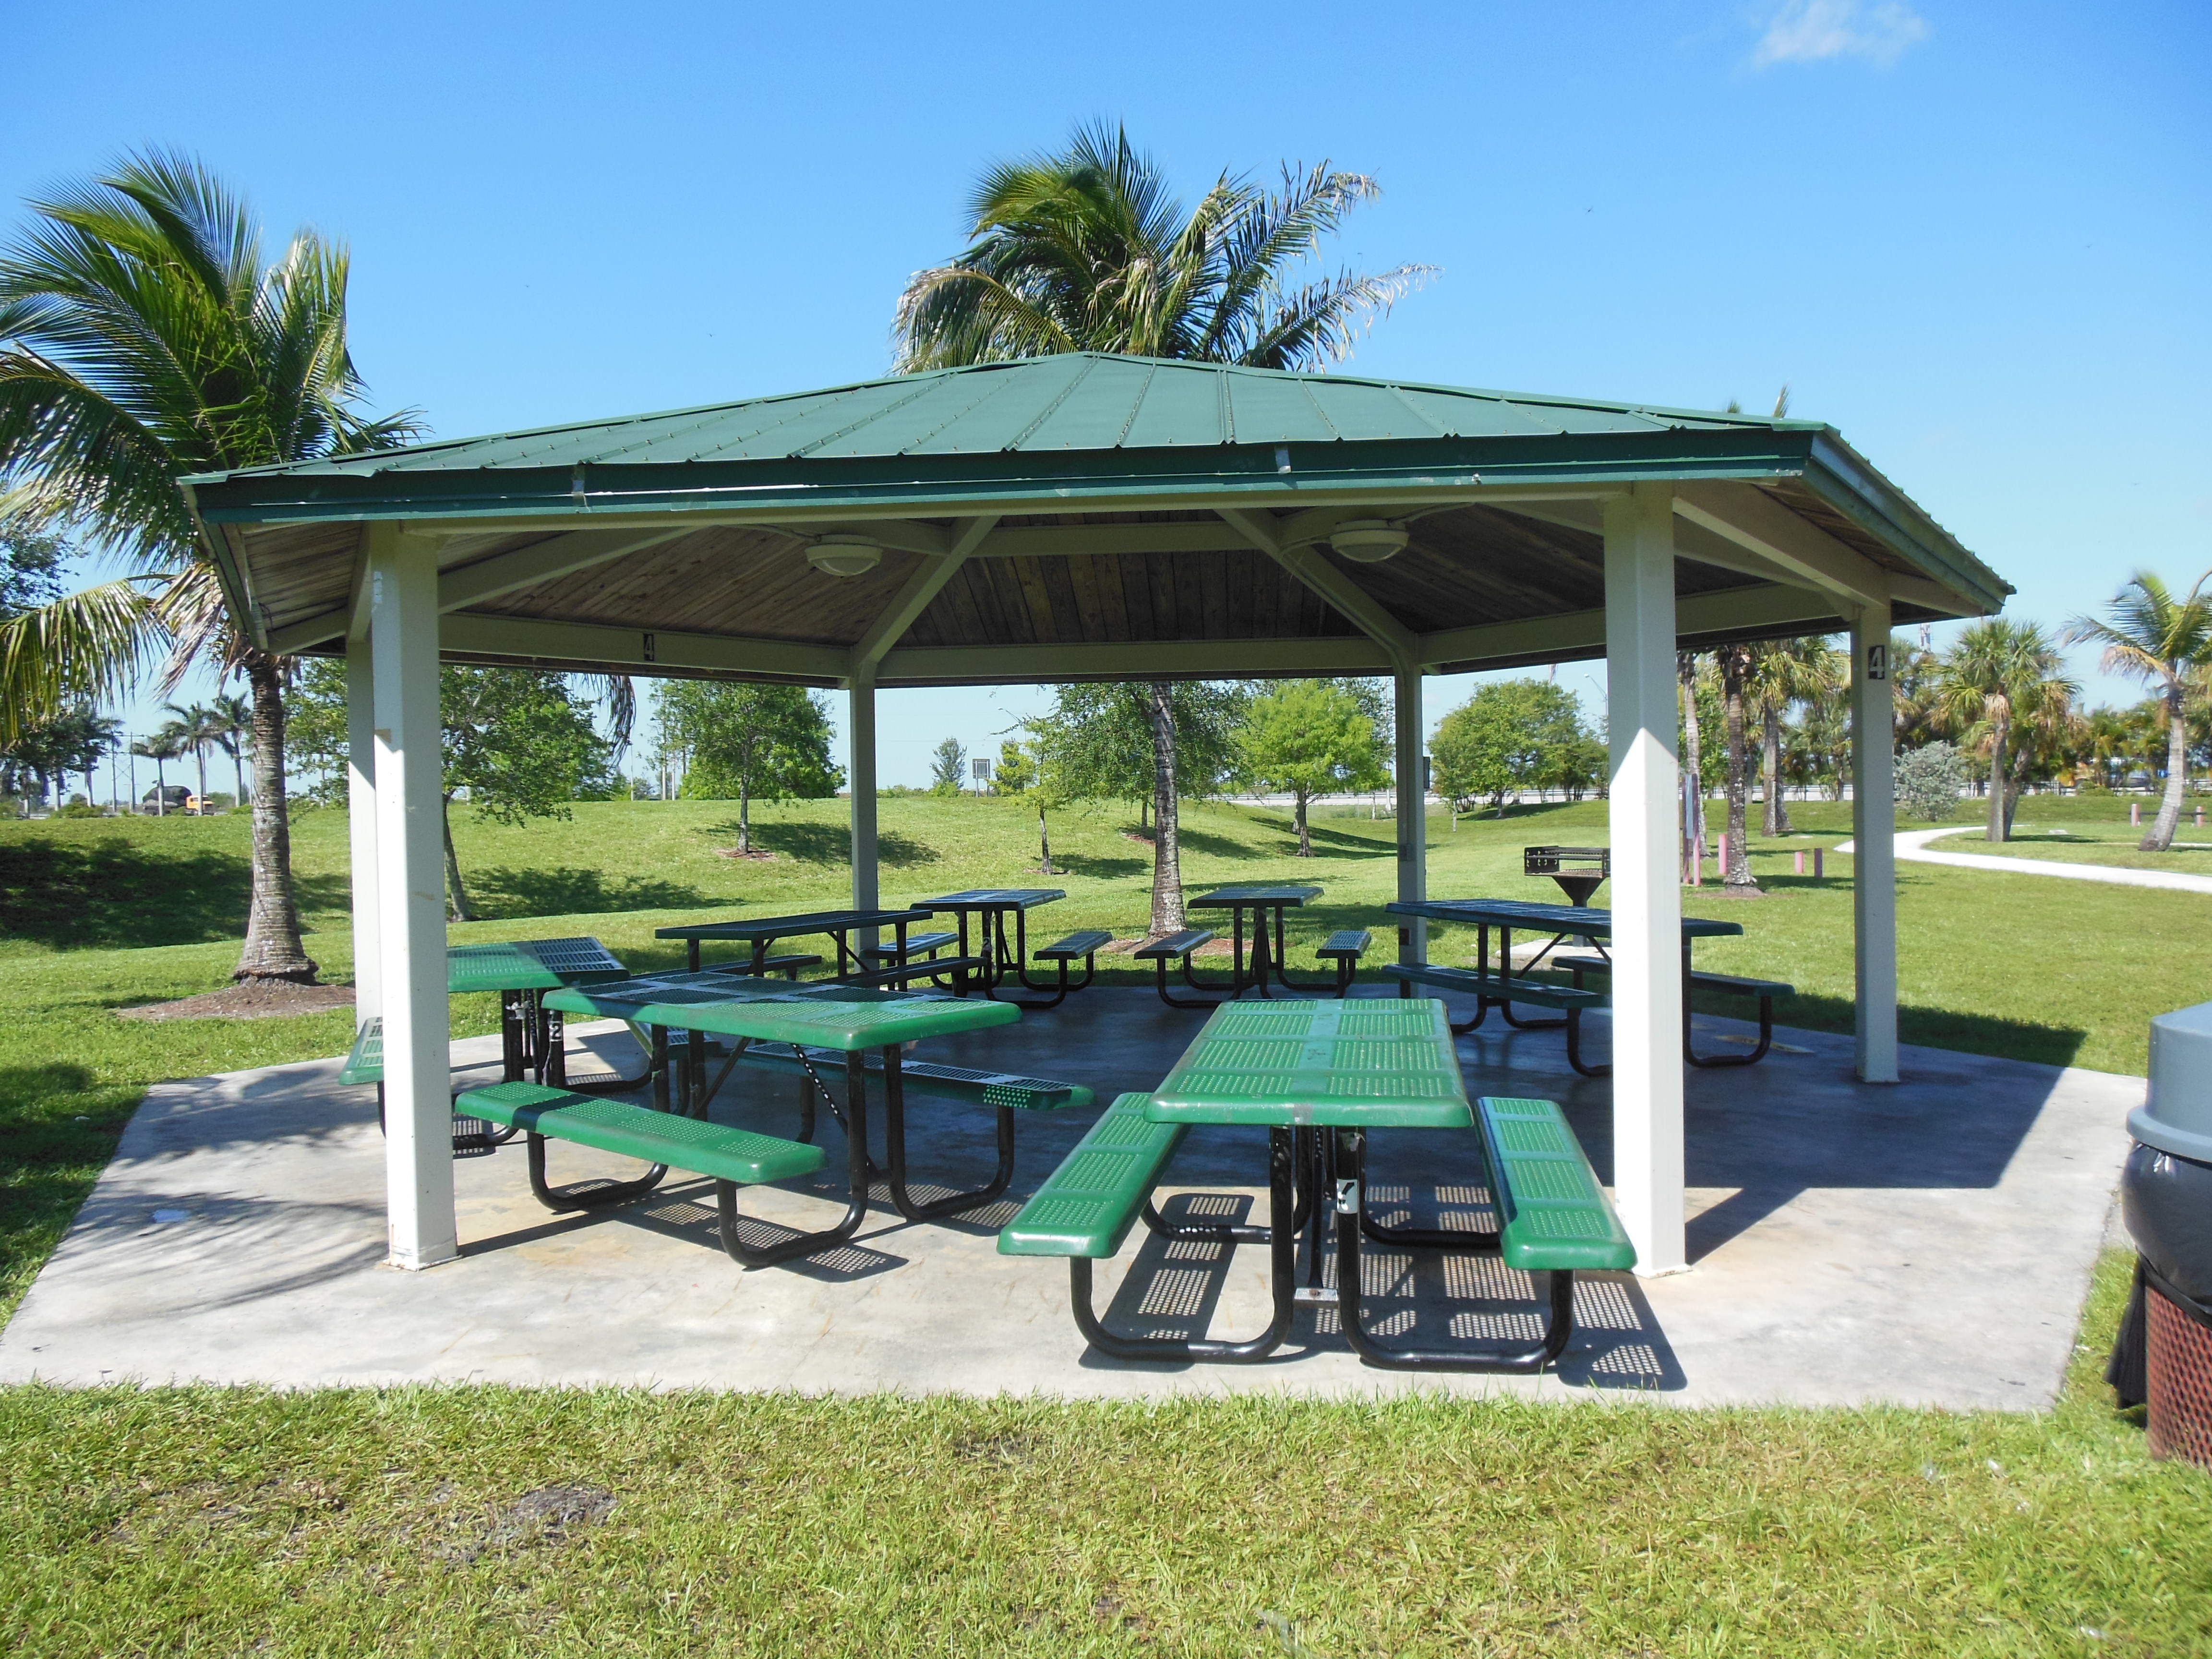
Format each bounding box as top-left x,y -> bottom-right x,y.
1751,637 -> 1846,835
0,151 -> 422,978
1933,620 -> 2078,842
207,690 -> 251,806
2063,570 -> 2212,851
1677,652 -> 1708,878
161,699 -> 225,810
1712,642 -> 1761,893
131,729 -> 184,814
894,123 -> 1426,930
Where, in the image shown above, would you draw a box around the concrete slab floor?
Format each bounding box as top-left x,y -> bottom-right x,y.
0,990 -> 2141,1409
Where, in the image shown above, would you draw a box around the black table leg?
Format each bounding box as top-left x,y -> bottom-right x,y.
1332,1128 -> 1576,1373
717,1048 -> 875,1267
501,991 -> 529,1083
879,1045 -> 1015,1220
1070,1126 -> 1297,1363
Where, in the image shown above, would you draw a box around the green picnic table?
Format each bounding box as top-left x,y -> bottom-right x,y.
655,907 -> 986,990
999,996 -> 1632,1371
445,936 -> 633,1088
914,888 -> 1070,1005
545,974 -> 1019,1264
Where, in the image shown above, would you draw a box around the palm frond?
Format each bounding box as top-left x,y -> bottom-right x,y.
0,578 -> 164,739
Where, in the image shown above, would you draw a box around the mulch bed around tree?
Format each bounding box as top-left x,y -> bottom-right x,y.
117,983 -> 356,1022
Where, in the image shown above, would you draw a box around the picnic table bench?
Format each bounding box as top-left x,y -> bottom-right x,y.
1000,997 -> 1633,1371
1554,954 -> 1795,1066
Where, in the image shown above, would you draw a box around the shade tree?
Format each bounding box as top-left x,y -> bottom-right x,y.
2063,570 -> 2212,852
1238,678 -> 1389,855
657,680 -> 841,854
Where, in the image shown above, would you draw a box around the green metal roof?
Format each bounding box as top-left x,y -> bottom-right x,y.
196,353 -> 1823,483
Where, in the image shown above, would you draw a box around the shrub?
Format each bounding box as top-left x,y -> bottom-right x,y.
1896,740 -> 1969,821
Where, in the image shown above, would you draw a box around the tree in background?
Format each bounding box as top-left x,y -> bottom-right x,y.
2063,570 -> 2212,852
0,152 -> 422,980
129,728 -> 183,814
929,736 -> 969,796
159,699 -> 226,809
989,739 -> 1037,796
1894,740 -> 1969,821
1027,679 -> 1247,934
1888,629 -> 1945,752
658,681 -> 841,854
897,124 -> 1415,934
1934,620 -> 2077,843
209,690 -> 251,806
1750,637 -> 1846,835
1431,679 -> 1590,818
2,706 -> 113,811
440,668 -> 610,921
1238,679 -> 1389,855
278,658 -> 349,805
1712,642 -> 1760,893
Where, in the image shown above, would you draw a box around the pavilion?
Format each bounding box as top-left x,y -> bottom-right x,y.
183,352 -> 2011,1280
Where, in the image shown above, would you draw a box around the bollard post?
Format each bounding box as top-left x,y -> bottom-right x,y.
1794,850 -> 1804,875
1815,846 -> 1825,880
2132,801 -> 2141,827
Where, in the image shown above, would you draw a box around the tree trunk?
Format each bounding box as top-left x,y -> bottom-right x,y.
1145,682 -> 1186,936
1680,656 -> 1706,877
234,657 -> 319,982
1984,713 -> 2010,842
234,747 -> 247,807
194,748 -> 208,813
1761,704 -> 1790,835
739,771 -> 751,854
442,794 -> 478,922
1038,803 -> 1055,875
2144,682 -> 2188,851
1719,648 -> 1759,894
154,760 -> 166,814
1294,786 -> 1312,856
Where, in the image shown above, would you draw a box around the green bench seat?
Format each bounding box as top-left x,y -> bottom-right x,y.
998,1094 -> 1187,1259
1554,953 -> 1791,1067
344,1016 -> 508,1157
1036,929 -> 1113,962
457,1080 -> 827,1264
733,1043 -> 1093,1113
1474,1096 -> 1635,1273
860,931 -> 959,962
704,951 -> 820,981
1315,928 -> 1371,997
1133,928 -> 1217,1008
1377,961 -> 1609,1077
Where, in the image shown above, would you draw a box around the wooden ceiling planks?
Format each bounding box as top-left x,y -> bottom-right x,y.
240,521 -> 361,629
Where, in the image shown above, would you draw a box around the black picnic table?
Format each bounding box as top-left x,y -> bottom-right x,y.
1387,896 -> 1756,1060
1187,883 -> 1330,998
655,907 -> 937,981
914,888 -> 1066,1002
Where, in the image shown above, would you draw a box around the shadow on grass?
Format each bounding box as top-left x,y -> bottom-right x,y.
1244,815 -> 1395,860
1049,854 -> 1148,880
1708,988 -> 2089,1072
466,866 -> 709,920
733,821 -> 940,868
1172,827 -> 1265,862
0,841 -> 347,950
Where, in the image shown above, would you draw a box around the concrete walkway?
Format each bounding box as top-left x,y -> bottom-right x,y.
0,992 -> 2139,1409
1838,825 -> 2212,894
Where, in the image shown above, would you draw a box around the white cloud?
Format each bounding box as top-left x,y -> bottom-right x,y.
1753,0 -> 1930,68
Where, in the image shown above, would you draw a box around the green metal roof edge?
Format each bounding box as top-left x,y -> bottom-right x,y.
193,426 -> 1824,523
1802,433 -> 2010,612
180,354 -> 1827,488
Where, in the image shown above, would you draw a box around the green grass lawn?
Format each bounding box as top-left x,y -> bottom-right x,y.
2,1251 -> 2205,1656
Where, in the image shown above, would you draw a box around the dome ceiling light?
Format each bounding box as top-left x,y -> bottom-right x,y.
805,534 -> 882,577
1328,519 -> 1409,563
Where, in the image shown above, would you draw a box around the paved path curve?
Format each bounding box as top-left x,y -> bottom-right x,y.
1832,825 -> 2212,895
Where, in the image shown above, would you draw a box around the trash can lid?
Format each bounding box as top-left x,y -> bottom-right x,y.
2136,1001 -> 2212,1163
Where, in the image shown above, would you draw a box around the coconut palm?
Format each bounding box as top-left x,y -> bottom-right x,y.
2062,570 -> 2212,851
161,699 -> 226,809
130,729 -> 184,814
1750,636 -> 1846,835
895,123 -> 1426,929
1711,641 -> 1760,893
1933,620 -> 2078,842
0,150 -> 422,978
208,689 -> 251,805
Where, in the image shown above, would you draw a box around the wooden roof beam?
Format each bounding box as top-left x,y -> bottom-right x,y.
1671,481 -> 1888,613
437,527 -> 686,613
438,613 -> 846,682
848,516 -> 999,678
1216,507 -> 1418,671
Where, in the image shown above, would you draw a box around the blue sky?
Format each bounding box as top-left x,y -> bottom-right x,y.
6,0 -> 2206,788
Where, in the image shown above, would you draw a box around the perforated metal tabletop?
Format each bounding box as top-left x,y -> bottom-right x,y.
1143,997 -> 1472,1129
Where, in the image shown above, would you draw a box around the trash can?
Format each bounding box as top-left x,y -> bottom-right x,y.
2110,1001 -> 2212,1468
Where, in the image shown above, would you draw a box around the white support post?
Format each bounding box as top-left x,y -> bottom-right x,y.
1851,602 -> 1900,1083
1603,484 -> 1687,1276
1394,664 -> 1426,963
848,669 -> 879,938
345,635 -> 379,1026
369,526 -> 456,1270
